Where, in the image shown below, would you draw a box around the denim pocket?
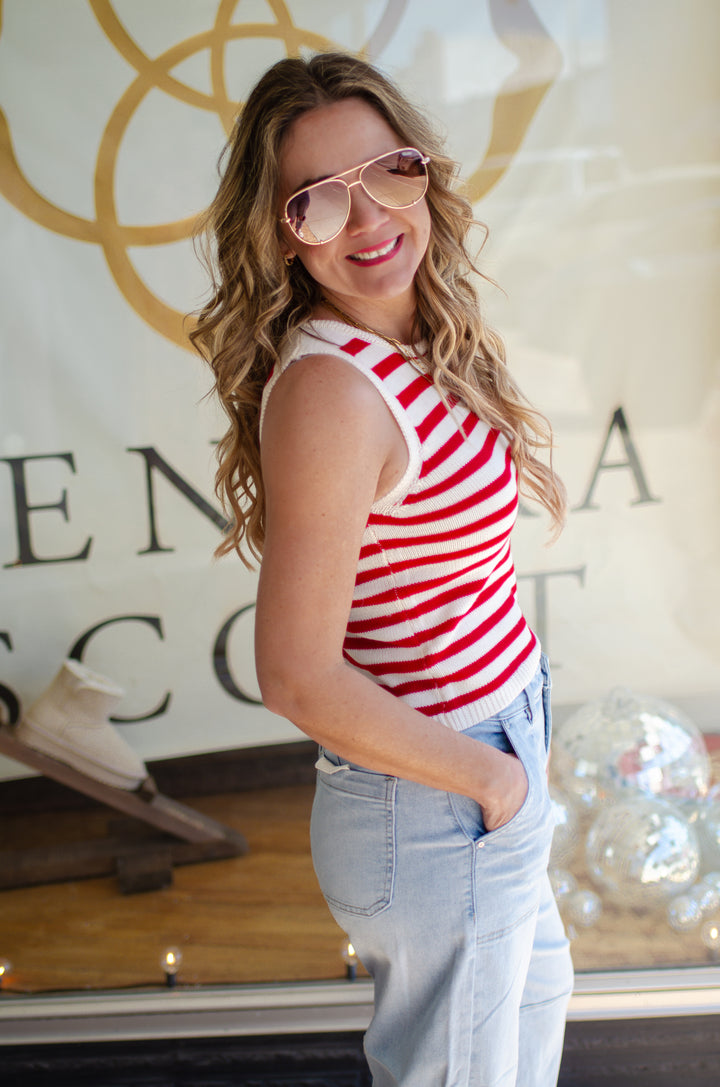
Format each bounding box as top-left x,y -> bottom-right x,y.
449,689 -> 555,940
448,708 -> 534,845
310,761 -> 397,917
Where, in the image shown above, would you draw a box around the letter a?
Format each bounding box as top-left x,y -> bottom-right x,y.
575,407 -> 660,511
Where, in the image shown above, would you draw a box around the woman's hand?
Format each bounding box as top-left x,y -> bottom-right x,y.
477,751 -> 528,832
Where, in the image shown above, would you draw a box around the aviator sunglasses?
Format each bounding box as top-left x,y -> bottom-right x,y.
280,147 -> 430,245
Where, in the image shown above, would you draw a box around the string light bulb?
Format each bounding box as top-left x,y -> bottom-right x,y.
700,920 -> 720,960
341,938 -> 358,981
0,959 -> 11,989
160,946 -> 183,988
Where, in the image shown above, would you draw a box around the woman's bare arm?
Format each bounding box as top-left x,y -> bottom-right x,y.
255,354 -> 527,830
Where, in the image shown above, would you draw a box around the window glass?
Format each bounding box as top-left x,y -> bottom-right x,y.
0,0 -> 718,989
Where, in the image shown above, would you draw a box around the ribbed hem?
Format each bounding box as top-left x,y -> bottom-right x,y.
418,642 -> 542,732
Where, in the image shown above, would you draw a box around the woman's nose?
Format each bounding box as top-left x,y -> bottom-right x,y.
345,181 -> 390,235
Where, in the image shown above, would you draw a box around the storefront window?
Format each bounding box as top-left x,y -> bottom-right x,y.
0,0 -> 718,995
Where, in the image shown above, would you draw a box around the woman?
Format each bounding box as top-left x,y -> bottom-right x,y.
193,52 -> 573,1087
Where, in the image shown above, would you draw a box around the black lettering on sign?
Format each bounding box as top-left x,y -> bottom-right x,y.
1,453 -> 93,567
575,407 -> 661,511
127,447 -> 227,554
517,566 -> 586,666
0,631 -> 21,726
213,604 -> 263,705
69,615 -> 171,722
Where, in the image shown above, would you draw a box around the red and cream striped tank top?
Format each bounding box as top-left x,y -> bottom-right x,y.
264,319 -> 540,732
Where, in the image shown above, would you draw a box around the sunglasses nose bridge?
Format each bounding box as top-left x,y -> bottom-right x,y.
342,185 -> 393,243
345,173 -> 385,210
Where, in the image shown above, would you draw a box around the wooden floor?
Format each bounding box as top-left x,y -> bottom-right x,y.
0,784 -> 350,993
0,781 -> 715,995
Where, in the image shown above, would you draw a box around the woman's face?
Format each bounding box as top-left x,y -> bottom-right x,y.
277,97 -> 432,318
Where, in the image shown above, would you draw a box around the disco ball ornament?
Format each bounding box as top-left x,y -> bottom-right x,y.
553,688 -> 711,812
689,878 -> 720,917
700,871 -> 720,897
549,868 -> 577,904
585,795 -> 701,908
695,794 -> 720,870
666,893 -> 703,933
565,888 -> 602,929
549,785 -> 580,868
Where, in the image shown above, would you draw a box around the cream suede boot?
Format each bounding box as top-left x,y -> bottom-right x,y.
16,660 -> 147,790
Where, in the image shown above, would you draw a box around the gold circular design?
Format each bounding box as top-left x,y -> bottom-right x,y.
0,0 -> 561,351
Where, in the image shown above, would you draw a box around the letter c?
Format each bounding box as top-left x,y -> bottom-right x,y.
68,615 -> 171,722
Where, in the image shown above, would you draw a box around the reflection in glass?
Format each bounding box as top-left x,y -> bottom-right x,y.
585,796 -> 701,908
553,688 -> 711,811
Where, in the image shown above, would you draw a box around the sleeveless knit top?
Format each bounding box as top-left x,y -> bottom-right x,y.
261,319 -> 540,732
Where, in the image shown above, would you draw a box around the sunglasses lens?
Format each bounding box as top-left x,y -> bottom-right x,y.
363,149 -> 428,208
286,180 -> 349,243
284,149 -> 428,243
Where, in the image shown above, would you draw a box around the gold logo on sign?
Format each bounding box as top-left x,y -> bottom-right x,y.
0,0 -> 560,350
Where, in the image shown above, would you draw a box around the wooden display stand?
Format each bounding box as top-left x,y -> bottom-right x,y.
0,726 -> 248,894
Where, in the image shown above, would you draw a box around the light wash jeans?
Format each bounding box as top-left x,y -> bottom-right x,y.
310,656 -> 574,1086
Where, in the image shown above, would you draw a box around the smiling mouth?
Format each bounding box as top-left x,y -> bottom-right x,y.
347,236 -> 402,264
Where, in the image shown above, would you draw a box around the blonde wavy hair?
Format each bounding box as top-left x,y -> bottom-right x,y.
191,52 -> 566,565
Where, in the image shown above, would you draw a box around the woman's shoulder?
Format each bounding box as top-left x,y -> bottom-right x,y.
263,321 -> 384,423
267,347 -> 386,423
262,320 -> 422,463
263,322 -> 422,503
